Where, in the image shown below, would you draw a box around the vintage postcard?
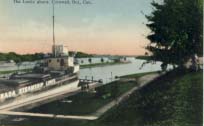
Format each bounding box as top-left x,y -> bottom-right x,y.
0,0 -> 203,126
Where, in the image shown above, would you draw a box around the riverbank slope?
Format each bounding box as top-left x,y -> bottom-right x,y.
91,69 -> 203,126
2,70 -> 202,126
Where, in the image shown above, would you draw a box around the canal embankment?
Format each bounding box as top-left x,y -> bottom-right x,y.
0,71 -> 163,121
80,61 -> 130,69
4,69 -> 200,126
88,69 -> 203,126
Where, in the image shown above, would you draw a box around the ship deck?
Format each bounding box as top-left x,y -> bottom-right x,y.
0,70 -> 76,93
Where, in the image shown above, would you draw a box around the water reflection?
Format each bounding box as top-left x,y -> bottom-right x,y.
79,57 -> 172,84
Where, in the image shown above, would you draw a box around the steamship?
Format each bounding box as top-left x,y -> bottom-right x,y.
0,45 -> 80,110
0,3 -> 80,111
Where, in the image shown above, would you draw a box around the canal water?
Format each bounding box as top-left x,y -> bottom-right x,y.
79,57 -> 172,84
0,57 -> 172,84
0,57 -> 173,126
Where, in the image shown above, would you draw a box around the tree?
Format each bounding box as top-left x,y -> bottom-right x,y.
0,52 -> 45,62
88,58 -> 92,64
101,58 -> 104,63
7,52 -> 21,63
0,53 -> 7,61
71,51 -> 93,58
146,0 -> 203,70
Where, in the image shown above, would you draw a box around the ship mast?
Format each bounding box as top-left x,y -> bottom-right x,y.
52,1 -> 56,57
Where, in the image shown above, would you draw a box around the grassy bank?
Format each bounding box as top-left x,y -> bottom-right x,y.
28,72 -> 157,116
29,79 -> 137,115
135,56 -> 151,60
120,71 -> 159,78
4,70 -> 202,126
90,70 -> 203,126
80,62 -> 130,69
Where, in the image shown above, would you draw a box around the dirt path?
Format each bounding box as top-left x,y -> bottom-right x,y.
0,111 -> 98,120
93,72 -> 163,117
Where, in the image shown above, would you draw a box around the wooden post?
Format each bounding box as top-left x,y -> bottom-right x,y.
85,76 -> 87,82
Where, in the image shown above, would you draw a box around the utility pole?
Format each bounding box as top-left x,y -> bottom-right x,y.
111,72 -> 113,82
52,1 -> 56,57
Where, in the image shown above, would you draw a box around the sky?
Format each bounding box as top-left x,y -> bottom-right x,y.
0,0 -> 153,55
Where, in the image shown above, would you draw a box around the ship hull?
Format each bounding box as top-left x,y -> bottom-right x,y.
0,80 -> 80,111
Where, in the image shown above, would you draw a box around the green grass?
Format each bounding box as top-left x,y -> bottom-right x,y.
135,56 -> 152,60
80,62 -> 130,69
90,70 -> 203,126
4,70 -> 202,126
29,80 -> 137,115
120,71 -> 160,79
